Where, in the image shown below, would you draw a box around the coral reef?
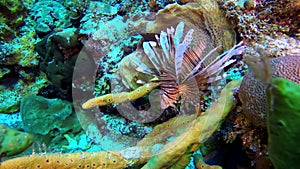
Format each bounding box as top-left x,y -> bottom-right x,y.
141,79 -> 241,169
218,0 -> 300,68
71,0 -> 248,167
79,1 -> 147,35
0,0 -> 33,41
133,0 -> 237,51
0,79 -> 241,168
239,55 -> 300,128
0,1 -> 74,113
1,33 -> 39,67
78,0 -> 238,101
3,0 -> 299,168
36,28 -> 82,98
0,35 -> 48,113
0,0 -> 89,114
0,124 -> 34,158
233,50 -> 299,167
78,15 -> 143,98
0,72 -> 48,114
82,21 -> 243,113
218,0 -> 300,40
27,0 -> 80,34
217,1 -> 300,167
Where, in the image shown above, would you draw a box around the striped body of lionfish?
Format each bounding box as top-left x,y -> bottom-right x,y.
82,22 -> 244,116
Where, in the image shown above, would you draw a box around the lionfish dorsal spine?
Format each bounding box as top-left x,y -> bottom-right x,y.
175,28 -> 194,83
174,22 -> 184,46
135,57 -> 157,76
143,41 -> 162,74
149,41 -> 167,71
159,30 -> 171,64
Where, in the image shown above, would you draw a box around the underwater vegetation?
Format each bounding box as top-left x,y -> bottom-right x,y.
0,0 -> 299,169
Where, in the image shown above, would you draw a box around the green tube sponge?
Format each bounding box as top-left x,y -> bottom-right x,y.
267,78 -> 300,169
0,124 -> 34,157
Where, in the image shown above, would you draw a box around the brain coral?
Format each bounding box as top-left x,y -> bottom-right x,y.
239,55 -> 300,127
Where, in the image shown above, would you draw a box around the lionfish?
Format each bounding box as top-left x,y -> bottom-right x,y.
133,22 -> 244,111
82,22 -> 244,112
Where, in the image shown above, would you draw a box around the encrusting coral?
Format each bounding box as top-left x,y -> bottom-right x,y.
0,79 -> 242,169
